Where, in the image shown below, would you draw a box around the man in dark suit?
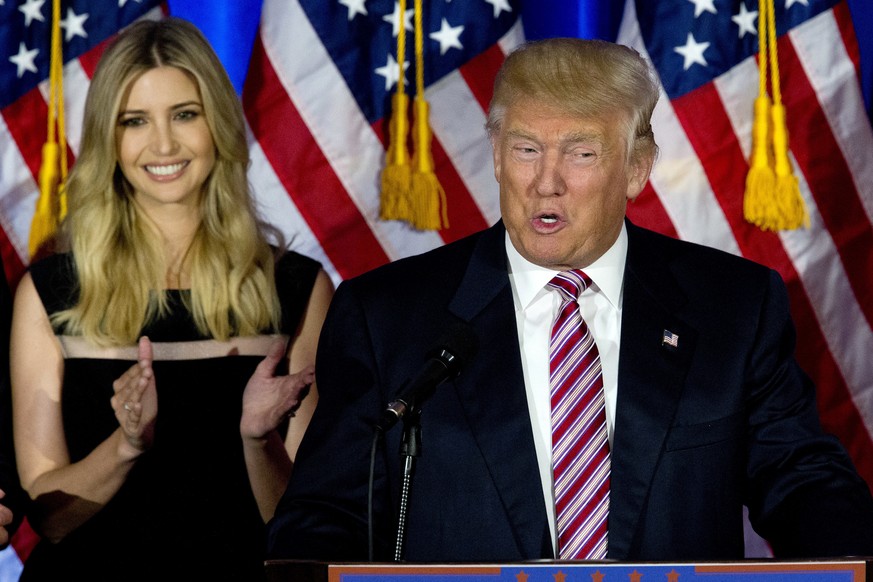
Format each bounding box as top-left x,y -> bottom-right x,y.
266,38 -> 873,562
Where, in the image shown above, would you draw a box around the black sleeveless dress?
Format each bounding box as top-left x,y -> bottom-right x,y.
21,250 -> 321,582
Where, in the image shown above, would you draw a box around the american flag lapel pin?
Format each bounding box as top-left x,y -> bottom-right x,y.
662,329 -> 679,349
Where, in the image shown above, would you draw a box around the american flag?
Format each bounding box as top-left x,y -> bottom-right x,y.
242,0 -> 523,281
618,0 -> 873,538
0,0 -> 524,575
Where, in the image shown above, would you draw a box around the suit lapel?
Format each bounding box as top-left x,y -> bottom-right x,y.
607,222 -> 698,559
448,222 -> 552,558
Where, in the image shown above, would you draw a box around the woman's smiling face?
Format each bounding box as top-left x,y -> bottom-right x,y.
115,66 -> 215,214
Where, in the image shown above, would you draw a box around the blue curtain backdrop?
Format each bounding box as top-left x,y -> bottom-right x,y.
166,0 -> 873,120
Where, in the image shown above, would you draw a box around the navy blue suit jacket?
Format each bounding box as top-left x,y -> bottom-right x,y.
267,220 -> 873,562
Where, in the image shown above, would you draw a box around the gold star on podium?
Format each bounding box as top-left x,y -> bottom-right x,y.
516,571 -> 529,582
667,570 -> 680,582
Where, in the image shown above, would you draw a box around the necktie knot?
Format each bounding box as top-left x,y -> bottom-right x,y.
548,269 -> 591,303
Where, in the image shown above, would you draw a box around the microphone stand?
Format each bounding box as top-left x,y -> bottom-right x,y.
393,407 -> 422,561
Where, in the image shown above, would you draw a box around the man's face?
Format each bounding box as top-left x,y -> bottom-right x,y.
492,97 -> 650,270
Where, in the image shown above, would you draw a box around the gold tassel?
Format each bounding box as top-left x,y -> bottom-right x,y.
379,0 -> 448,230
411,97 -> 448,230
407,0 -> 447,230
380,92 -> 412,222
743,0 -> 808,232
30,0 -> 68,257
764,0 -> 808,231
743,96 -> 776,229
743,0 -> 776,230
379,0 -> 412,223
31,142 -> 61,255
771,103 -> 808,229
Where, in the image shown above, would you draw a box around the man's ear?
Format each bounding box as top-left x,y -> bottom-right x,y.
627,149 -> 655,202
491,135 -> 502,184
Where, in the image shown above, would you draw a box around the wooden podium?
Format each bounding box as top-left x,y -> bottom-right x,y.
265,559 -> 871,582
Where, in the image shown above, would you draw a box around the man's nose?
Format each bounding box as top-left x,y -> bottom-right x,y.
534,152 -> 566,196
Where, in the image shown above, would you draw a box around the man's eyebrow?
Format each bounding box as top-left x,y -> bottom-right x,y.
560,131 -> 604,145
505,128 -> 604,149
505,128 -> 538,141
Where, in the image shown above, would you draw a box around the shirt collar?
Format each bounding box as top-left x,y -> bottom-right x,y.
505,222 -> 628,310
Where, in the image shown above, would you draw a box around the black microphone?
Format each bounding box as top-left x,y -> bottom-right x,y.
376,323 -> 477,432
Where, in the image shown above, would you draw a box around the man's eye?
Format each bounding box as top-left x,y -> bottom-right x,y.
514,146 -> 538,155
569,150 -> 596,163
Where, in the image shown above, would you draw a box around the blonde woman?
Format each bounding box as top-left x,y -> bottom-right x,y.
11,18 -> 333,581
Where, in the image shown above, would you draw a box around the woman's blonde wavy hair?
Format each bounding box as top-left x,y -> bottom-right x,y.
52,17 -> 283,346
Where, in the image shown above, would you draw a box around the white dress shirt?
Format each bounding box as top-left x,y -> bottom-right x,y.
505,224 -> 627,553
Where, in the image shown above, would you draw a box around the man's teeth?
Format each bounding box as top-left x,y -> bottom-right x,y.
541,216 -> 558,223
146,162 -> 185,176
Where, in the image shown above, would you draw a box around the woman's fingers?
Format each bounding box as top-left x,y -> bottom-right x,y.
111,337 -> 158,452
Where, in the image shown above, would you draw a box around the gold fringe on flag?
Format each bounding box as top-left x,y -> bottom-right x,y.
379,0 -> 448,230
743,0 -> 808,232
30,0 -> 68,258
